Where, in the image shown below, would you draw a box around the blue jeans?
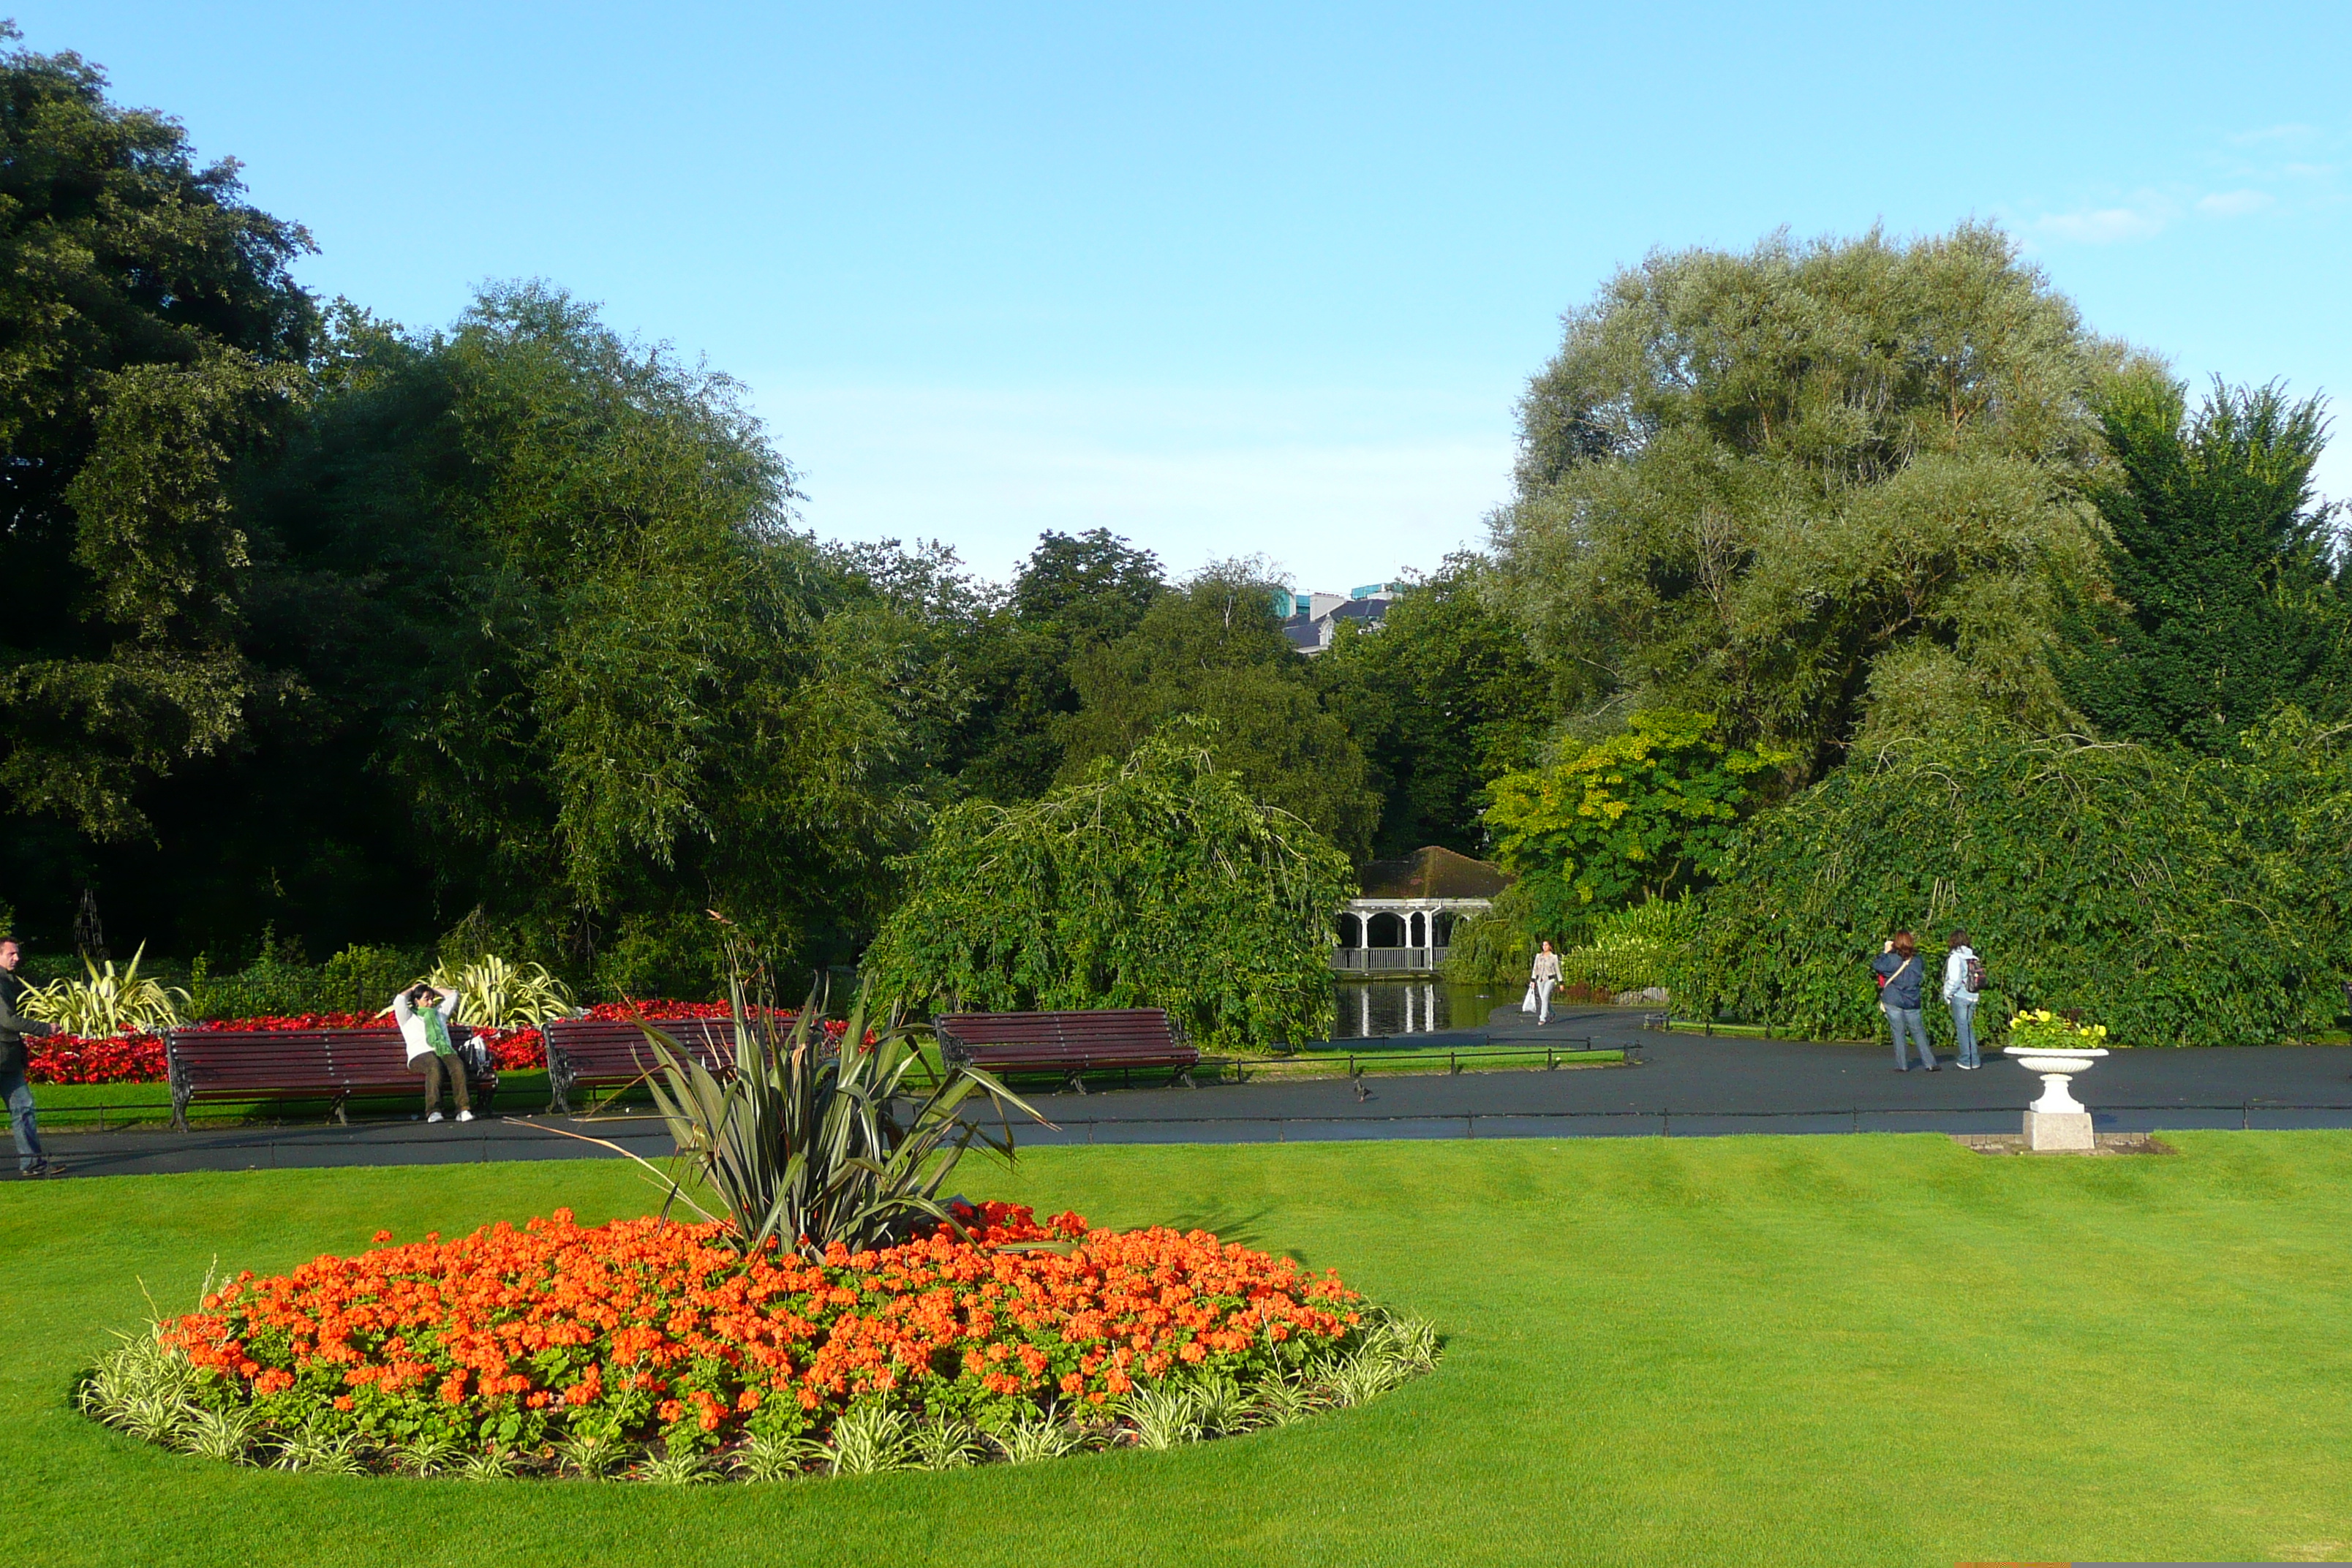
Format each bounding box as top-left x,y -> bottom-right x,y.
1884,1006 -> 1934,1070
1,1066 -> 43,1170
1949,1000 -> 1979,1068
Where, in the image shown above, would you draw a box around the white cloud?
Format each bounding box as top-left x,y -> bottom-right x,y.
2195,188 -> 2275,216
2224,124 -> 2318,148
2027,203 -> 2174,245
746,381 -> 1515,589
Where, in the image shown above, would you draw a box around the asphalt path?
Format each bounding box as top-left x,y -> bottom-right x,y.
26,1006 -> 2352,1178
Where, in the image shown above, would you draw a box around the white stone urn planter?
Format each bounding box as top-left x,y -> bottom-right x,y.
2005,1045 -> 2108,1150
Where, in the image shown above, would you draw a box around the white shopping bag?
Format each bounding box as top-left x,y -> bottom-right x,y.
1520,982 -> 1539,1015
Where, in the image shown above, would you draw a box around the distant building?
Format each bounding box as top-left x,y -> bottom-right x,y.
1333,845 -> 1510,974
1280,581 -> 1407,655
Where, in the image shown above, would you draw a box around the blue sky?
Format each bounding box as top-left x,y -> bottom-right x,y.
21,2 -> 2351,589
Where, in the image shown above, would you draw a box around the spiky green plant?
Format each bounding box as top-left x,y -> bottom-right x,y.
453,1445 -> 518,1481
552,1431 -> 633,1479
176,1405 -> 261,1464
631,1446 -> 715,1485
20,943 -> 189,1036
271,1422 -> 365,1476
910,1412 -> 981,1470
637,946 -> 1047,1259
827,1403 -> 915,1476
730,1431 -> 823,1482
394,1431 -> 464,1475
1247,1374 -> 1318,1427
989,1405 -> 1082,1464
1119,1379 -> 1205,1451
423,954 -> 573,1030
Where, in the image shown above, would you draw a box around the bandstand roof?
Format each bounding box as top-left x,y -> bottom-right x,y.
1354,845 -> 1510,902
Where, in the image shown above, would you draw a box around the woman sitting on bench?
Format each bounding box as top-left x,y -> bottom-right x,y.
392,984 -> 474,1123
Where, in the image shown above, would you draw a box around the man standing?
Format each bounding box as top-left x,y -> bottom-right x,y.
1873,930 -> 1935,1072
0,937 -> 56,1175
1942,930 -> 1983,1070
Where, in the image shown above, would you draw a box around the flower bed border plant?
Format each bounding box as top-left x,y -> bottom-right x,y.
23,1000 -> 839,1085
77,1202 -> 1436,1482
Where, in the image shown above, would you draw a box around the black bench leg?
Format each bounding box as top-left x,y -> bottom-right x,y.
1175,1067 -> 1196,1089
1066,1071 -> 1088,1096
548,1054 -> 573,1116
331,1094 -> 350,1126
170,1084 -> 191,1134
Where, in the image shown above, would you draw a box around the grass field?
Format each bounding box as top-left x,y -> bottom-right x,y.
4,1133 -> 2349,1567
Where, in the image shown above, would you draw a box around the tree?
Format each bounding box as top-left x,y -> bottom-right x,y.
1482,709 -> 1786,909
218,285 -> 953,989
1494,223 -> 2114,780
2062,373 -> 2348,750
946,529 -> 1165,802
1684,715 -> 2352,1049
1312,554 -> 1550,858
860,721 -> 1354,1049
1059,564 -> 1382,859
0,26 -> 317,843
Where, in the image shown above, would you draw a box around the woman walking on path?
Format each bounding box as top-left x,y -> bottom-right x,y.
1942,930 -> 1983,1070
1873,931 -> 1936,1071
392,983 -> 474,1123
1529,941 -> 1563,1025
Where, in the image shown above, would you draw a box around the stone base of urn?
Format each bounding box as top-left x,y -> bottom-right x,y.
2024,1109 -> 2095,1152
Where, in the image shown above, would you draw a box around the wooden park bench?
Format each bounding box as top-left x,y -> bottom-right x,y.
541,1015 -> 740,1114
933,1009 -> 1199,1093
163,1026 -> 500,1132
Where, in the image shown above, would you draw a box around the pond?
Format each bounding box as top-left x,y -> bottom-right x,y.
1328,979 -> 1510,1040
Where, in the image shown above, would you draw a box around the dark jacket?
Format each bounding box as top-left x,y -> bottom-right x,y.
1872,950 -> 1925,1011
0,969 -> 58,1076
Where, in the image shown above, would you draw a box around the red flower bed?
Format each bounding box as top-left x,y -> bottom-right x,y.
23,1003 -> 832,1084
159,1202 -> 1363,1462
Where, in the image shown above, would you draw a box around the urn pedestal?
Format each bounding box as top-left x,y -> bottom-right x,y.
2004,1046 -> 2109,1152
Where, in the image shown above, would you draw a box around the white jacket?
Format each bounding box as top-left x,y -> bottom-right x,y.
1531,951 -> 1563,984
391,990 -> 463,1064
1942,949 -> 1978,1005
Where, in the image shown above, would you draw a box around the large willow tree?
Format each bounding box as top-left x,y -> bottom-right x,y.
862,722 -> 1353,1049
1496,223 -> 2119,777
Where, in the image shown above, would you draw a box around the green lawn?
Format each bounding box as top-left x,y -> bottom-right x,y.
4,1133 -> 2350,1566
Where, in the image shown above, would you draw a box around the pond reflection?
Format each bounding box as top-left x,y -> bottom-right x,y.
1329,980 -> 1507,1039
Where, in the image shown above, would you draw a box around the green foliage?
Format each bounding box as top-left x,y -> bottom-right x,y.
1483,710 -> 1786,908
1557,898 -> 1700,996
1439,875 -> 1595,984
422,955 -> 573,1030
1060,565 -> 1382,860
1685,717 -> 2352,1046
1496,223 -> 2114,777
641,970 -> 1039,1258
16,943 -> 189,1034
1313,554 -> 1551,858
0,28 -> 317,841
2062,372 -> 2350,750
948,529 -> 1167,802
185,938 -> 425,1019
863,721 -> 1355,1049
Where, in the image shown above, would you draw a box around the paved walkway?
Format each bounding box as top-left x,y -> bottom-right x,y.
27,1006 -> 2352,1177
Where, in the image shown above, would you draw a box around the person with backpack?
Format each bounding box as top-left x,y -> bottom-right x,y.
1942,930 -> 1984,1069
1872,930 -> 1935,1071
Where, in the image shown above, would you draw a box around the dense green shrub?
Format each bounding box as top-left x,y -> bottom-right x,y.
860,723 -> 1353,1049
186,941 -> 425,1019
1685,717 -> 2352,1047
1559,899 -> 1700,996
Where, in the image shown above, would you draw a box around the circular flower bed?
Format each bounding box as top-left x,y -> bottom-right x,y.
79,1202 -> 1436,1480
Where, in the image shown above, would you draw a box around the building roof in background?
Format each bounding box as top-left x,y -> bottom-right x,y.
1354,845 -> 1511,900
